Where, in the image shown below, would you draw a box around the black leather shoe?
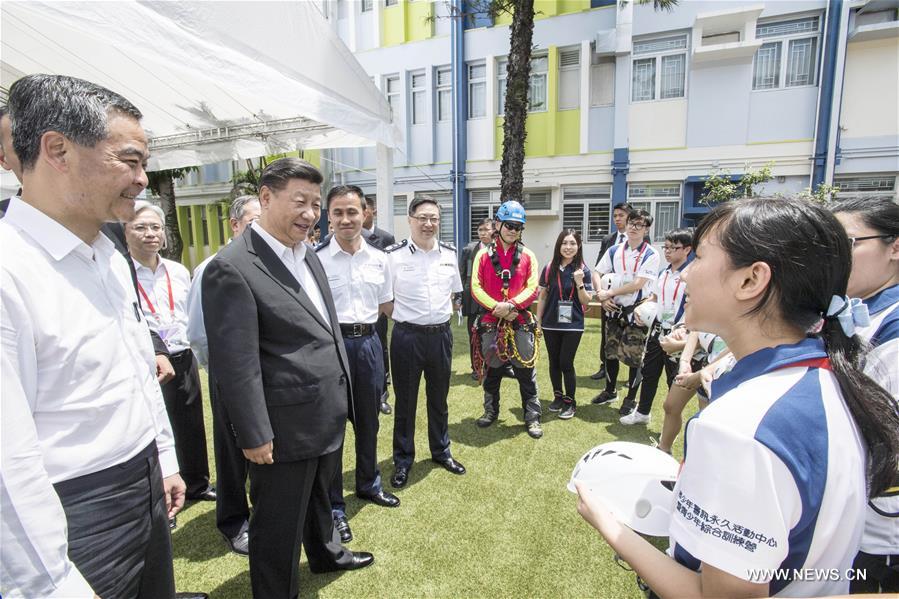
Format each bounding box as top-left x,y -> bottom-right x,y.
379,400 -> 392,415
618,399 -> 636,416
188,487 -> 217,502
391,467 -> 409,488
358,489 -> 400,508
309,551 -> 374,573
334,515 -> 353,543
224,530 -> 249,556
590,366 -> 607,381
432,457 -> 466,475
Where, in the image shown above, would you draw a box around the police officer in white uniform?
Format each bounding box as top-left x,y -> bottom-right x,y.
385,196 -> 466,488
317,185 -> 400,544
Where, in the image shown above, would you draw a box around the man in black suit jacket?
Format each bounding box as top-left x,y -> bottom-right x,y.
363,195 -> 396,414
458,217 -> 494,377
203,158 -> 373,599
590,202 -> 632,381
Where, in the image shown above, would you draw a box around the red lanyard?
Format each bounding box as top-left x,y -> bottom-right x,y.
556,267 -> 576,301
661,270 -> 682,309
137,267 -> 174,315
621,242 -> 647,275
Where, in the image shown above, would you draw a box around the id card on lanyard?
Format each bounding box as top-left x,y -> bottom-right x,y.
620,242 -> 647,285
137,267 -> 177,344
556,268 -> 575,324
660,270 -> 682,325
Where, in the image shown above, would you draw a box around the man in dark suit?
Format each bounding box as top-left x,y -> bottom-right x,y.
363,195 -> 396,415
590,202 -> 633,381
458,217 -> 494,378
203,158 -> 374,599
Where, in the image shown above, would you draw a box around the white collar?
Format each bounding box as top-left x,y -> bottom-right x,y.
252,221 -> 306,261
410,239 -> 439,254
3,197 -> 114,263
329,235 -> 369,258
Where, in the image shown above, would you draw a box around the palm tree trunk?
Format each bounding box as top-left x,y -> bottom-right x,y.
499,0 -> 535,203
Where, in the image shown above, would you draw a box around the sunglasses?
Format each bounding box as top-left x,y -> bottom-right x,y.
502,222 -> 524,232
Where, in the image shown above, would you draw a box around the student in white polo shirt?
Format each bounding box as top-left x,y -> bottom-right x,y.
576,197 -> 899,598
833,196 -> 899,594
592,209 -> 661,416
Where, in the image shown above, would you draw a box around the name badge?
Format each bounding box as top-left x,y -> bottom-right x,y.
557,300 -> 574,324
660,308 -> 675,325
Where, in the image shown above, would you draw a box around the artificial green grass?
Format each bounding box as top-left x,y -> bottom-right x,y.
173,322 -> 688,597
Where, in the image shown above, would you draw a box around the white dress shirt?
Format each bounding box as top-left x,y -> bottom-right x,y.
389,240 -> 463,325
186,253 -> 216,369
133,256 -> 192,353
596,240 -> 661,307
1,198 -> 177,597
251,221 -> 331,328
317,238 -> 392,324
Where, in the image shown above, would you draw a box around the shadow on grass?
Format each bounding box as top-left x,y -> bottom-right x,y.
209,570 -> 251,598
171,504 -> 231,563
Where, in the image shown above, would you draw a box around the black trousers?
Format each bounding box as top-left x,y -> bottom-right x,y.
376,313 -> 390,386
391,322 -> 453,469
330,331 -> 386,514
161,349 -> 211,497
209,374 -> 250,539
542,329 -> 583,401
483,364 -> 541,423
635,333 -> 678,415
600,308 -> 616,373
248,449 -> 352,599
850,550 -> 899,593
54,442 -> 174,599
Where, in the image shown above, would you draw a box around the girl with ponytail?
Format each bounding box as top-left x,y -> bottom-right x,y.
833,196 -> 899,593
576,197 -> 899,598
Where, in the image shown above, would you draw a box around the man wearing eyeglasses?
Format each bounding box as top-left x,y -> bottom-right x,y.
384,196 -> 466,489
592,209 -> 661,416
470,200 -> 543,439
620,227 -> 693,426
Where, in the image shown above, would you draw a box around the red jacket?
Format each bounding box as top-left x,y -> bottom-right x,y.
471,242 -> 539,324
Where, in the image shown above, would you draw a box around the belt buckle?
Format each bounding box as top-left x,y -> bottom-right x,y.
353,323 -> 364,337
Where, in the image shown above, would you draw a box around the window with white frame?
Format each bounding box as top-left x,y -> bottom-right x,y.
393,194 -> 408,216
627,182 -> 682,242
631,34 -> 688,102
558,48 -> 580,110
411,71 -> 426,125
468,63 -> 486,118
469,190 -> 499,242
562,187 -> 612,243
385,75 -> 400,115
362,0 -> 372,12
591,54 -> 615,107
834,175 -> 898,200
497,53 -> 549,115
753,16 -> 821,90
436,66 -> 451,122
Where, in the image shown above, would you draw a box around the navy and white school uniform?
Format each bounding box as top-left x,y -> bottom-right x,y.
669,338 -> 866,597
595,240 -> 660,310
856,283 -> 899,558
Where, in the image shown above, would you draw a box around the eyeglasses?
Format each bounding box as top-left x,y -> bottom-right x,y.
849,234 -> 895,248
412,215 -> 440,225
663,245 -> 684,252
502,222 -> 524,232
627,222 -> 647,230
131,224 -> 163,234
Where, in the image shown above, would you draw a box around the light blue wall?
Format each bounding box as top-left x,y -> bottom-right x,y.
588,106 -> 615,152
836,135 -> 899,174
687,60 -> 753,147
748,86 -> 818,143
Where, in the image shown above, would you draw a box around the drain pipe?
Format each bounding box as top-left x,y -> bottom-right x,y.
451,0 -> 469,250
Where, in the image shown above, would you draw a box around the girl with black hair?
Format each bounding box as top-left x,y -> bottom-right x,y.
576,197 -> 899,597
536,230 -> 594,420
833,196 -> 899,594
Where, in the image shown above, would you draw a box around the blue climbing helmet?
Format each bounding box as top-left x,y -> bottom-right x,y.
495,200 -> 526,225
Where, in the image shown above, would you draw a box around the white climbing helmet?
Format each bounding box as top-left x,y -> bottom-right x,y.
633,301 -> 658,327
568,441 -> 679,537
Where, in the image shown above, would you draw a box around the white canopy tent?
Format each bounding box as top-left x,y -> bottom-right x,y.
1,0 -> 398,226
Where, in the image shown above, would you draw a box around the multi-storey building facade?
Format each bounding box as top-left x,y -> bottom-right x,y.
171,0 -> 898,268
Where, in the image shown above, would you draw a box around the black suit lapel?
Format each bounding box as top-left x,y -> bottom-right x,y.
246,230 -> 332,333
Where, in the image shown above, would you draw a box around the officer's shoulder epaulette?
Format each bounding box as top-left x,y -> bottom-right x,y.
438,240 -> 456,252
384,239 -> 408,254
313,236 -> 331,252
